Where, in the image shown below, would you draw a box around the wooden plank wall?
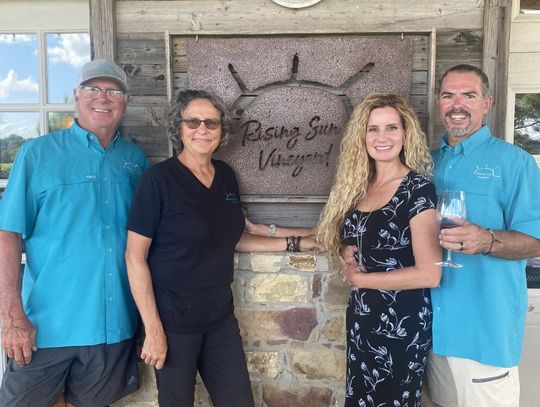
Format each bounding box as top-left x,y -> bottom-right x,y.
109,0 -> 488,226
115,0 -> 484,34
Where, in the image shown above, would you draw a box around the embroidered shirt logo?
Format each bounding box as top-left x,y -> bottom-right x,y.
127,375 -> 138,386
224,192 -> 239,204
473,165 -> 500,180
122,162 -> 141,175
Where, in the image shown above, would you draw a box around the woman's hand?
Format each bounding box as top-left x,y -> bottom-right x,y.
339,245 -> 362,289
141,326 -> 168,370
299,235 -> 324,253
244,217 -> 258,234
244,216 -> 318,238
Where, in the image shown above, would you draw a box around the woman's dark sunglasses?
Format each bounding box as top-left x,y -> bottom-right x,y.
181,118 -> 221,130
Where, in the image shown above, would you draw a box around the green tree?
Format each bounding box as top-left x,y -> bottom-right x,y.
514,93 -> 540,155
0,134 -> 28,163
0,134 -> 30,178
48,112 -> 74,133
48,95 -> 75,133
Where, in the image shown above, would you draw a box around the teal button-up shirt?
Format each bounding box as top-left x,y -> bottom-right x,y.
0,121 -> 149,348
431,125 -> 540,367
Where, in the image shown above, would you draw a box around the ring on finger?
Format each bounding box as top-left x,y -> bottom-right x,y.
459,242 -> 464,251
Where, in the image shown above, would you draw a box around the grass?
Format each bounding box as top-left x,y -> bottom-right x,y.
0,163 -> 12,179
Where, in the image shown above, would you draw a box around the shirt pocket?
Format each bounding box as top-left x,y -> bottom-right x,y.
458,178 -> 503,229
108,172 -> 139,223
37,174 -> 99,238
109,171 -> 139,189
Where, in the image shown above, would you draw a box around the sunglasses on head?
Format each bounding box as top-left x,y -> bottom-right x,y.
180,118 -> 221,130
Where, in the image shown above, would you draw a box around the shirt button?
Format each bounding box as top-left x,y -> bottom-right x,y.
104,176 -> 108,181
108,296 -> 113,302
105,225 -> 110,230
108,273 -> 113,277
104,199 -> 110,205
108,248 -> 113,253
436,307 -> 441,311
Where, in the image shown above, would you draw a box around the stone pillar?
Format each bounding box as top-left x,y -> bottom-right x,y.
113,252 -> 349,407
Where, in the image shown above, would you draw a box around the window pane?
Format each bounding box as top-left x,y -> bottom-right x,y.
46,33 -> 90,104
528,257 -> 540,289
514,93 -> 540,156
0,34 -> 39,104
0,112 -> 39,179
521,0 -> 540,13
48,111 -> 74,133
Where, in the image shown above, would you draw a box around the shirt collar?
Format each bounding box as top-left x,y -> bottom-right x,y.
71,119 -> 120,149
440,125 -> 492,157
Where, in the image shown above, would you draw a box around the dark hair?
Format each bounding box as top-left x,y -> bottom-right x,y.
439,64 -> 490,98
168,89 -> 232,153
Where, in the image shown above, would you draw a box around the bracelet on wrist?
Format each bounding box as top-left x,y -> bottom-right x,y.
286,236 -> 294,252
267,223 -> 277,237
482,228 -> 501,255
295,236 -> 302,252
286,236 -> 301,252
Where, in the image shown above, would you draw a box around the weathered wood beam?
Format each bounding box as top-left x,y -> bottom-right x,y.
483,0 -> 512,138
90,0 -> 116,60
116,0 -> 484,35
427,28 -> 437,149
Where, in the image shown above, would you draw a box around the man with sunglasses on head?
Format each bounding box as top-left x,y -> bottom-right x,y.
0,59 -> 149,407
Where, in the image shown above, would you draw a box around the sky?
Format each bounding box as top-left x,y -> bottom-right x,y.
0,32 -> 90,140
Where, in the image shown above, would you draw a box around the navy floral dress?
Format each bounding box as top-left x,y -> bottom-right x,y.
341,172 -> 436,407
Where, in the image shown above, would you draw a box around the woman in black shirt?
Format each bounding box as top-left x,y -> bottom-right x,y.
125,90 -> 318,407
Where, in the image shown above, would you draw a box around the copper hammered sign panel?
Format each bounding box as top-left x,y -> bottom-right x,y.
187,36 -> 412,196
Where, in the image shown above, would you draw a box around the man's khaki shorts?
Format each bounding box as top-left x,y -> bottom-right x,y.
425,352 -> 519,407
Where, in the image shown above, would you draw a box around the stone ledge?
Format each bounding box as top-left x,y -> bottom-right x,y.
287,254 -> 317,272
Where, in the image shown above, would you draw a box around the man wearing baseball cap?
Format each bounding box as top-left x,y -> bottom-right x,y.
0,59 -> 149,406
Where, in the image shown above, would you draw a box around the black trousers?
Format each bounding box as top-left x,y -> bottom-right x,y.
156,313 -> 254,407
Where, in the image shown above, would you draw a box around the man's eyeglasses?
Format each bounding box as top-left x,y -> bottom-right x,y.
180,118 -> 222,130
78,85 -> 127,102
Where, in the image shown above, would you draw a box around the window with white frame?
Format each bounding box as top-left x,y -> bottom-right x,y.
520,0 -> 540,14
514,92 -> 540,157
0,31 -> 90,183
0,0 -> 90,381
508,0 -> 540,291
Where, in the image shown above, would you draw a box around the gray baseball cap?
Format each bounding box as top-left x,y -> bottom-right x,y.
77,59 -> 128,92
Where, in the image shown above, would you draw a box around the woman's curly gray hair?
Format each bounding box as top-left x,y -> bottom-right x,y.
168,89 -> 232,153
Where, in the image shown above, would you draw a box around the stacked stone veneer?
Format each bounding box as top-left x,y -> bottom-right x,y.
113,251 -> 350,407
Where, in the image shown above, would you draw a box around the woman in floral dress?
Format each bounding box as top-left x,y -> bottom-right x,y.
318,93 -> 442,406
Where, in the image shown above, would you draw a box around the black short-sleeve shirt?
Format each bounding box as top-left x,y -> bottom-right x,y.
127,157 -> 245,333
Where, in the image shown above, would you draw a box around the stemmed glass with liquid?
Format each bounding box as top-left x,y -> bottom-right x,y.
435,190 -> 467,268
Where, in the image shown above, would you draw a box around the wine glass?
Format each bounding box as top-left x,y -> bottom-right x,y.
435,190 -> 467,268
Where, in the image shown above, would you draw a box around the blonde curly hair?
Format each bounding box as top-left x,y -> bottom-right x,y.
317,93 -> 433,259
